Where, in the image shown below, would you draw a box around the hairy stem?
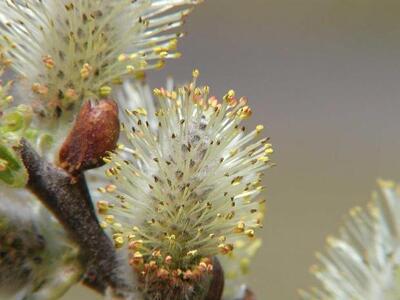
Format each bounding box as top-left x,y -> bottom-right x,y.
19,138 -> 129,295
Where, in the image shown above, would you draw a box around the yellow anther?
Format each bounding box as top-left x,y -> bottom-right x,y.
218,243 -> 234,255
32,83 -> 48,95
118,54 -> 128,62
114,236 -> 124,248
105,215 -> 115,224
134,107 -> 148,116
168,39 -> 178,50
159,51 -> 168,58
80,63 -> 92,79
264,143 -> 272,149
192,69 -> 200,78
126,65 -> 135,73
245,229 -> 255,238
100,221 -> 108,229
231,176 -> 243,186
131,252 -> 144,266
97,200 -> 109,214
106,184 -> 117,193
165,255 -> 173,264
99,86 -> 112,98
129,53 -> 138,60
265,148 -> 274,155
234,221 -> 245,233
238,106 -> 252,119
129,240 -> 143,250
258,156 -> 270,163
65,88 -> 78,101
42,55 -> 55,69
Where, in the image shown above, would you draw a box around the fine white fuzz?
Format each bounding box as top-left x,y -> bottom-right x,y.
0,0 -> 201,117
300,180 -> 400,300
116,80 -> 159,132
96,70 -> 272,299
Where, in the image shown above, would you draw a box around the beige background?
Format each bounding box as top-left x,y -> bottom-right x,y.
62,1 -> 400,299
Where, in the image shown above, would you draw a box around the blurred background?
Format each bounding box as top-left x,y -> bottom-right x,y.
63,0 -> 400,299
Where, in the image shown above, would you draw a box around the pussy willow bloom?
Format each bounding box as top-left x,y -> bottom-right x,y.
96,71 -> 273,299
0,187 -> 81,300
300,180 -> 400,300
0,0 -> 200,117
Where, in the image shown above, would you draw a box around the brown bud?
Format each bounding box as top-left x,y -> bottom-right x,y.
59,99 -> 120,174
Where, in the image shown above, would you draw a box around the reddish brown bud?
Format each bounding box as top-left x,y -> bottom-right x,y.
59,99 -> 120,174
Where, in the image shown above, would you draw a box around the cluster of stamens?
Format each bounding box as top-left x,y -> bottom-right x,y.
0,0 -> 200,117
97,70 -> 272,297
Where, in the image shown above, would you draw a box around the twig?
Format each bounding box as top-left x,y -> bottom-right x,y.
19,138 -> 129,295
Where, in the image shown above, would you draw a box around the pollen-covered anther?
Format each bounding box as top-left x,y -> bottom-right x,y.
208,96 -> 219,108
65,88 -> 79,101
80,63 -> 92,80
148,260 -> 157,270
258,156 -> 270,163
32,83 -> 48,95
97,200 -> 110,214
231,176 -> 243,186
130,252 -> 144,266
99,86 -> 112,98
118,54 -> 128,62
114,235 -> 124,248
152,250 -> 162,258
104,184 -> 117,194
192,69 -> 200,78
42,55 -> 55,69
104,215 -> 116,225
198,262 -> 208,273
234,221 -> 246,233
128,240 -> 143,250
238,105 -> 253,119
256,125 -> 264,133
157,268 -> 169,280
153,88 -> 163,97
265,147 -> 274,155
246,229 -> 256,238
164,255 -> 173,265
218,243 -> 234,255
